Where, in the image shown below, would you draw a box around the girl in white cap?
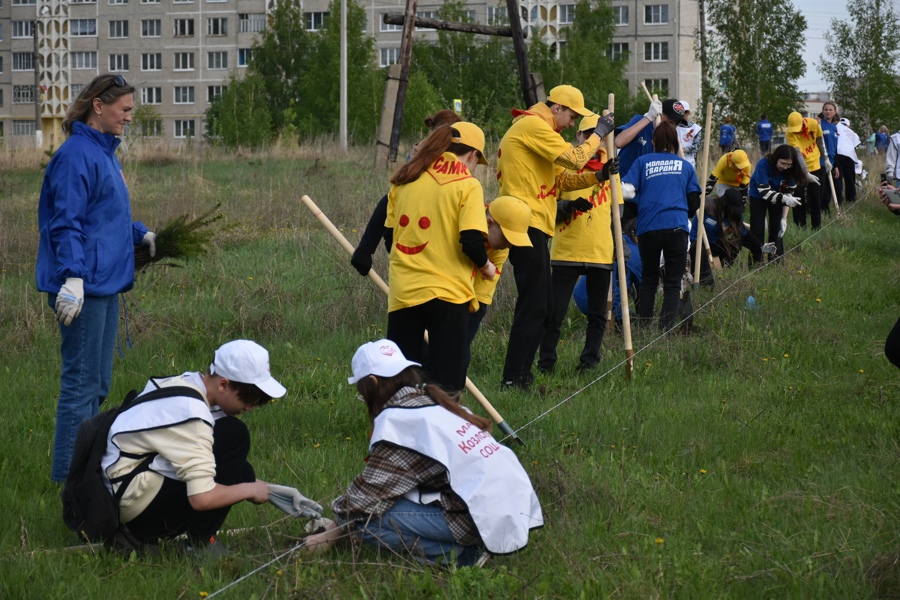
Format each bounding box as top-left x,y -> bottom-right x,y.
304,339 -> 542,566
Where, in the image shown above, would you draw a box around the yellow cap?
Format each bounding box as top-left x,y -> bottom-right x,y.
487,196 -> 533,247
730,149 -> 751,171
578,112 -> 600,132
548,85 -> 591,116
787,112 -> 804,133
451,122 -> 488,165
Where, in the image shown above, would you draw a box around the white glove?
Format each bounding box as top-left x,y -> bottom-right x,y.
55,277 -> 84,326
778,218 -> 788,239
806,172 -> 819,185
142,231 -> 157,258
761,242 -> 777,254
644,99 -> 662,122
781,194 -> 801,208
824,157 -> 832,172
267,484 -> 323,519
621,182 -> 636,200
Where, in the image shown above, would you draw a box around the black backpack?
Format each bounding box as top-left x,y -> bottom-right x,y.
61,385 -> 205,543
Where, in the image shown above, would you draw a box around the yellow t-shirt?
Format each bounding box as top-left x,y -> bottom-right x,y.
711,154 -> 751,187
786,118 -> 823,171
386,152 -> 488,312
551,157 -> 620,264
473,245 -> 509,306
497,103 -> 593,236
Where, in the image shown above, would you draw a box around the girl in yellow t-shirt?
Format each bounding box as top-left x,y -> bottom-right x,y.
385,123 -> 494,393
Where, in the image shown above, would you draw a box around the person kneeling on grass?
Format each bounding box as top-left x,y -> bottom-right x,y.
302,339 -> 543,566
101,339 -> 321,555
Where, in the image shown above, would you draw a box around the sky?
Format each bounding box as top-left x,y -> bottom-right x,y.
793,1 -> 852,92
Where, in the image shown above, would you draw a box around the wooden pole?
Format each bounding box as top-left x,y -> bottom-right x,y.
826,167 -> 843,217
298,195 -> 524,445
387,0 -> 417,165
382,13 -> 522,37
506,0 -> 537,106
694,102 -> 718,286
603,95 -> 635,381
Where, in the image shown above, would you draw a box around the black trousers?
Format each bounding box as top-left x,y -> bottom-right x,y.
636,229 -> 688,331
886,316 -> 900,369
835,154 -> 857,203
464,304 -> 488,374
749,196 -> 785,260
502,227 -> 552,382
387,298 -> 470,393
538,265 -> 611,371
793,167 -> 823,229
125,416 -> 256,544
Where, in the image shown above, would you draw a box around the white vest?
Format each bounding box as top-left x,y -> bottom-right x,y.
371,403 -> 543,554
100,374 -> 213,490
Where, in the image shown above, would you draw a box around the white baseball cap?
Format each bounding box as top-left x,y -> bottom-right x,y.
348,339 -> 421,384
679,100 -> 691,112
210,340 -> 286,398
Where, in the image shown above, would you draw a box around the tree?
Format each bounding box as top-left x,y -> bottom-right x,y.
704,0 -> 806,138
820,0 -> 900,133
205,73 -> 273,148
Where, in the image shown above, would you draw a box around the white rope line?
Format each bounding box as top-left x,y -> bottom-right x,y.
205,539 -> 309,598
499,200 -> 863,443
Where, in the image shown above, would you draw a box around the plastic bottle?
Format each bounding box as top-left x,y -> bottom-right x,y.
744,295 -> 758,310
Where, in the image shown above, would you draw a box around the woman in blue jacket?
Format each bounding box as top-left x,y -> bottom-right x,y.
748,144 -> 806,262
621,122 -> 701,331
36,74 -> 155,482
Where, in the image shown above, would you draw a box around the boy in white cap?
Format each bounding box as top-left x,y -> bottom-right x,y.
100,340 -> 320,554
676,100 -> 703,167
497,84 -> 616,390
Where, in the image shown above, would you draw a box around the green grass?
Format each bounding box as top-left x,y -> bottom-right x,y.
0,146 -> 897,599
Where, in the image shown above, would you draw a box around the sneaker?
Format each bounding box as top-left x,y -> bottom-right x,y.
181,535 -> 231,560
500,376 -> 530,391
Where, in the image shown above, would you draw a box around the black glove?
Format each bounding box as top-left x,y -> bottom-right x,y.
739,184 -> 749,200
570,197 -> 593,213
596,157 -> 620,183
704,176 -> 717,197
350,248 -> 373,276
593,113 -> 615,139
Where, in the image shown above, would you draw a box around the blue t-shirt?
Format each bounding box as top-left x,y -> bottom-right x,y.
876,132 -> 889,150
615,114 -> 654,178
749,157 -> 796,198
622,152 -> 701,236
756,120 -> 773,142
690,214 -> 747,244
820,120 -> 838,165
719,124 -> 736,146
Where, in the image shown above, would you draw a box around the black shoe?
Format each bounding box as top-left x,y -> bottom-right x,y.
500,376 -> 531,391
105,526 -> 157,558
576,361 -> 599,373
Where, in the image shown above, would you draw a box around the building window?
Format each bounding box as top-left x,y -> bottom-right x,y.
238,48 -> 253,66
0,24 -> 4,42
109,0 -> 128,4
142,19 -> 161,37
175,120 -> 195,138
379,47 -> 399,68
71,19 -> 97,36
644,79 -> 669,95
208,85 -> 226,102
207,51 -> 228,69
0,57 -> 4,73
71,83 -> 84,96
72,51 -> 97,69
239,13 -> 265,33
141,0 -> 159,4
415,10 -> 436,31
207,17 -> 227,36
12,52 -> 34,71
70,0 -> 96,3
559,4 -> 576,24
13,85 -> 34,104
0,90 -> 3,106
12,0 -> 36,4
644,4 -> 669,24
109,20 -> 128,38
137,120 -> 162,137
174,19 -> 195,37
12,20 -> 34,38
141,86 -> 162,104
174,52 -> 194,70
174,86 -> 195,104
304,11 -> 328,31
380,13 -> 401,32
613,5 -> 628,26
644,42 -> 668,62
109,53 -> 129,71
607,42 -> 629,61
486,6 -> 507,25
141,52 -> 161,71
173,0 -> 192,3
13,120 -> 36,135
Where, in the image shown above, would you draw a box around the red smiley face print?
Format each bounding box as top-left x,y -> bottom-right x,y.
395,214 -> 432,255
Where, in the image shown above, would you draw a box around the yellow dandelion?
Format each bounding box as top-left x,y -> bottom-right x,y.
788,386 -> 794,390
345,436 -> 352,441
313,443 -> 321,449
783,353 -> 790,358
762,357 -> 768,362
351,229 -> 357,233
858,369 -> 864,373
276,570 -> 283,576
655,538 -> 664,545
199,593 -> 209,598
248,276 -> 254,280
700,469 -> 707,475
610,444 -> 616,449
815,298 -> 821,303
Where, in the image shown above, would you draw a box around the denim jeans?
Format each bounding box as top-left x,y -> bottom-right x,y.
359,498 -> 481,566
49,293 -> 118,482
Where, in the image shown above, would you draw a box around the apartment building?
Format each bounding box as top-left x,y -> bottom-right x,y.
0,0 -> 699,146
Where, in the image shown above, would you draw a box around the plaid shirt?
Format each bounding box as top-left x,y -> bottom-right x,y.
331,388 -> 481,546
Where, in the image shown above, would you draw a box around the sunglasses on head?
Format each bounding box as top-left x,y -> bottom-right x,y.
100,75 -> 127,95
